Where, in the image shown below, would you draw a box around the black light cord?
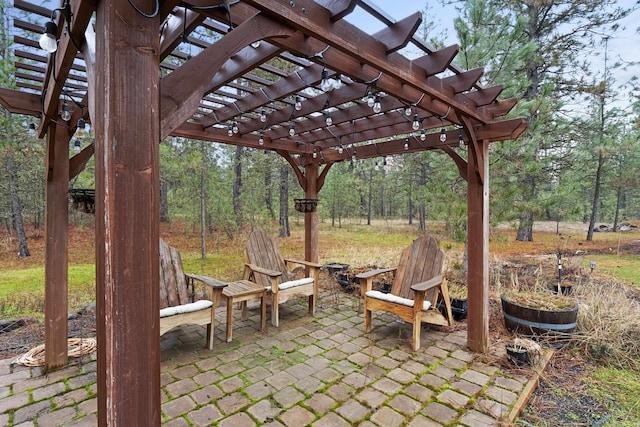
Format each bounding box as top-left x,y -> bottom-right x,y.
127,0 -> 160,18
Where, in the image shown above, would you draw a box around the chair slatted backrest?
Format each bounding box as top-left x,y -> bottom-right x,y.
391,235 -> 444,301
245,229 -> 289,288
159,239 -> 189,309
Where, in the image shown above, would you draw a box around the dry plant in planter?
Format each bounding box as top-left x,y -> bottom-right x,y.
501,290 -> 580,338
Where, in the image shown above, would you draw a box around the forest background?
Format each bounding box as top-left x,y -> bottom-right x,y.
1,0 -> 639,257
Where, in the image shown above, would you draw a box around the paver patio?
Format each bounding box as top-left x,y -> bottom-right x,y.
0,288 -> 537,426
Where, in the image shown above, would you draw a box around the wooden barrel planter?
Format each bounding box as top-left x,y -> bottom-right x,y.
501,293 -> 579,338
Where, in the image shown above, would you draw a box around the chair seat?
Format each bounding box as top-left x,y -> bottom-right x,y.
159,300 -> 213,318
365,290 -> 432,311
265,277 -> 314,292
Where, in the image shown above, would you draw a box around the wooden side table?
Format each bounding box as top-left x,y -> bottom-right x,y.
222,279 -> 267,342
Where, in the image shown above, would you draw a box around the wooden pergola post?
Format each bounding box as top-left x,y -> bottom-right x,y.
304,161 -> 320,264
94,0 -> 161,423
466,138 -> 490,353
44,122 -> 69,368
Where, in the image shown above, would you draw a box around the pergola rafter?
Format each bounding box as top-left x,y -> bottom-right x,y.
1,0 -> 527,424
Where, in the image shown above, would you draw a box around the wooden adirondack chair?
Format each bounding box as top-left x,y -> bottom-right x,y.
357,235 -> 454,351
159,239 -> 227,350
244,229 -> 321,327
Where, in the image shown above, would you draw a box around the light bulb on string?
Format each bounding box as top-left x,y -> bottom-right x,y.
404,106 -> 412,116
312,148 -> 317,159
76,118 -> 87,139
332,74 -> 343,90
420,129 -> 426,141
294,96 -> 302,111
338,146 -> 344,154
259,132 -> 264,145
227,124 -> 233,136
458,129 -> 464,148
232,120 -> 239,134
412,114 -> 420,131
73,139 -> 81,154
325,111 -> 332,127
366,90 -> 375,108
440,127 -> 447,142
289,123 -> 295,136
39,21 -> 58,53
260,109 -> 267,123
372,95 -> 382,114
320,69 -> 332,91
27,122 -> 36,137
60,101 -> 71,122
404,139 -> 409,150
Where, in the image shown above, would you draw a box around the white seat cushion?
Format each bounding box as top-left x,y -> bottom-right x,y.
266,277 -> 314,292
365,290 -> 431,311
159,300 -> 213,318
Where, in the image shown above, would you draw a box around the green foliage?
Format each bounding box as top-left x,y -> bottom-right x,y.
0,265 -> 95,319
588,367 -> 640,425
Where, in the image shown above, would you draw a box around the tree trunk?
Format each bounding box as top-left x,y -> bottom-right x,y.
613,182 -> 622,231
516,175 -> 535,241
265,167 -> 275,219
516,210 -> 534,241
278,164 -> 290,237
367,169 -> 372,225
6,148 -> 30,257
160,179 -> 169,222
200,144 -> 206,259
233,145 -> 243,228
586,150 -> 605,241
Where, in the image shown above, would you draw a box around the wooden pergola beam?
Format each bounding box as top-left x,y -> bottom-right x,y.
160,13 -> 294,139
0,88 -> 41,116
373,12 -> 421,54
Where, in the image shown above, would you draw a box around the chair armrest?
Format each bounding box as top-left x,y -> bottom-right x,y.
356,267 -> 396,280
185,273 -> 228,289
244,263 -> 282,278
411,275 -> 443,292
283,258 -> 322,269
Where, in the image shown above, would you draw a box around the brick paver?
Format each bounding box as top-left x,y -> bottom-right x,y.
0,292 -> 538,427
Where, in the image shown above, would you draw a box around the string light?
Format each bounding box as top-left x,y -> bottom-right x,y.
294,96 -> 302,111
260,109 -> 267,123
338,145 -> 344,154
320,69 -> 332,91
332,74 -> 343,90
259,132 -> 264,145
325,111 -> 332,126
420,129 -> 426,141
27,122 -> 36,137
312,148 -> 317,159
73,139 -> 81,153
458,128 -> 464,148
39,21 -> 58,53
75,118 -> 87,139
372,95 -> 382,114
366,90 -> 375,108
227,124 -> 233,136
60,101 -> 71,122
412,114 -> 420,131
232,119 -> 239,134
404,139 -> 409,150
404,106 -> 412,116
289,123 -> 295,136
440,126 -> 447,142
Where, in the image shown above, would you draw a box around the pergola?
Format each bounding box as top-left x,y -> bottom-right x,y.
1,0 -> 526,423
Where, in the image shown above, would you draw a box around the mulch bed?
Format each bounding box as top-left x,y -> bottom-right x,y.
0,306 -> 96,361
